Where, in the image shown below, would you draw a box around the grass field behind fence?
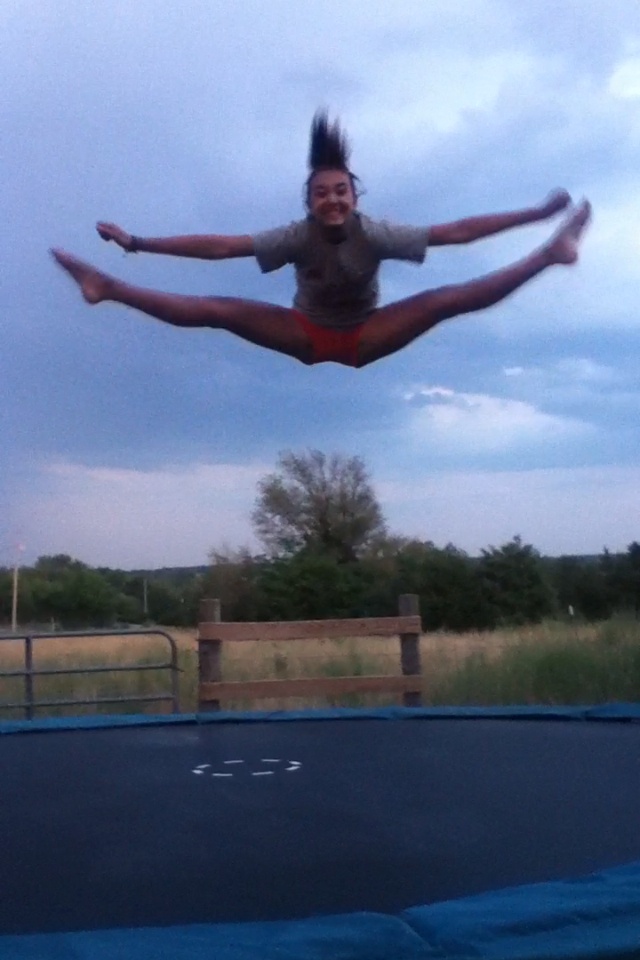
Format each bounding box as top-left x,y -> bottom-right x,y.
1,618 -> 639,719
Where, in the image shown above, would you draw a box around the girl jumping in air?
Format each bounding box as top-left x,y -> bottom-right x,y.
52,111 -> 591,369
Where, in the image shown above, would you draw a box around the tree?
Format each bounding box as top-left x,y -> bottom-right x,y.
551,555 -> 612,621
34,554 -> 87,575
625,542 -> 640,616
477,535 -> 557,627
0,568 -> 15,623
387,539 -> 492,632
32,565 -> 120,628
205,545 -> 264,621
255,552 -> 375,620
252,450 -> 386,562
599,542 -> 640,618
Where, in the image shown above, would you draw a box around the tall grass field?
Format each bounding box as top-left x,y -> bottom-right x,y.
1,618 -> 639,720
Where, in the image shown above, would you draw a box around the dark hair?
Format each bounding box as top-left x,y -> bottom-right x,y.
304,109 -> 361,207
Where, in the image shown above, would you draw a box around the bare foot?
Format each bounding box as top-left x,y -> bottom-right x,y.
545,200 -> 591,265
540,188 -> 572,218
50,249 -> 112,304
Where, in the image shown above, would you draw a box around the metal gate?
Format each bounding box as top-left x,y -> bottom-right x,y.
0,629 -> 181,719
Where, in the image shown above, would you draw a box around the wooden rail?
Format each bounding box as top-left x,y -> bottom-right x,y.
197,594 -> 423,711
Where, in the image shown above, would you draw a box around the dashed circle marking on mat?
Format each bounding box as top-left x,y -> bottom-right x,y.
192,758 -> 302,778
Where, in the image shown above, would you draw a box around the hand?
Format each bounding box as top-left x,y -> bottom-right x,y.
540,189 -> 571,218
96,221 -> 136,251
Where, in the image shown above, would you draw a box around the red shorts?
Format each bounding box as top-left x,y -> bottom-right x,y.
293,312 -> 363,367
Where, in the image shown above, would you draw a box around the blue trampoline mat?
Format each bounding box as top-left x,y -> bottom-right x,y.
2,704 -> 640,960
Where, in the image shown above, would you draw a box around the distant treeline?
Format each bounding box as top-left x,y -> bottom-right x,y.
1,538 -> 639,632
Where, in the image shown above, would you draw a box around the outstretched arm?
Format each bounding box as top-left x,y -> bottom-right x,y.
428,189 -> 571,247
96,222 -> 254,260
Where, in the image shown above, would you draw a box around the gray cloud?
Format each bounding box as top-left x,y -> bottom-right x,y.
3,0 -> 638,563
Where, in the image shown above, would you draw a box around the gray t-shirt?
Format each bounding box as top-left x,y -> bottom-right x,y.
253,212 -> 430,328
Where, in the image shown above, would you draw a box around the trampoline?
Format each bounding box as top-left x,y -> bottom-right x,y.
2,705 -> 640,959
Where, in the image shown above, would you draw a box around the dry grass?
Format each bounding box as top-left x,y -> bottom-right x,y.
0,629 -> 197,719
220,621 -> 601,679
0,619 -> 621,719
0,629 -> 195,664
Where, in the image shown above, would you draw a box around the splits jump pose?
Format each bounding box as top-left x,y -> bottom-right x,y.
52,112 -> 591,369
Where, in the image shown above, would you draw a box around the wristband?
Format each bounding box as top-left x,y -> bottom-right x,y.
128,235 -> 141,253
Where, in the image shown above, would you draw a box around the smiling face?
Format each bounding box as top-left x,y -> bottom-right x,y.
307,168 -> 357,228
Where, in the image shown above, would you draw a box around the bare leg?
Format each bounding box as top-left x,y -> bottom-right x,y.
357,201 -> 591,367
50,249 -> 314,364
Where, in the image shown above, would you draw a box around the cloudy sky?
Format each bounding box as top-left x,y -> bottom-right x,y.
2,0 -> 639,569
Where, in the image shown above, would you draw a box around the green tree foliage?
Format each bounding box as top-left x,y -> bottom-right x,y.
2,557 -> 204,630
254,552 -> 376,621
252,450 -> 386,562
552,555 -> 614,621
601,542 -> 640,617
552,547 -> 639,623
391,540 -> 493,632
0,569 -> 15,623
22,563 -> 120,628
624,542 -> 640,616
34,554 -> 85,575
205,547 -> 263,622
477,536 -> 557,626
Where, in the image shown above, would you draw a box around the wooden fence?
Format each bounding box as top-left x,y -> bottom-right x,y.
197,594 -> 423,711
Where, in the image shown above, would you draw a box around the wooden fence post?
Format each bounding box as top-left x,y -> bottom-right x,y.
198,598 -> 222,712
399,593 -> 422,707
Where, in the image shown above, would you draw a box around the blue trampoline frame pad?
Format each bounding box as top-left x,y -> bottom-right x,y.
2,703 -> 640,960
